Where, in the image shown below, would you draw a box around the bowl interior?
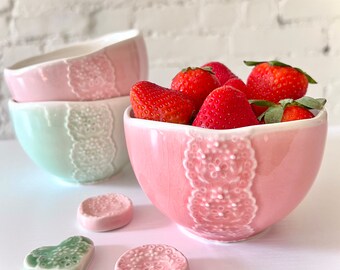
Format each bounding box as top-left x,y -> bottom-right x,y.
8,29 -> 140,70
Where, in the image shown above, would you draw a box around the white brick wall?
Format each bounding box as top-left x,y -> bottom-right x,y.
279,0 -> 340,20
1,0 -> 340,138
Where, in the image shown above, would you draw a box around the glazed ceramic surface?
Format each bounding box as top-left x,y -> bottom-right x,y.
115,244 -> 189,270
23,236 -> 94,270
4,29 -> 148,102
124,106 -> 328,242
9,96 -> 130,184
77,193 -> 133,232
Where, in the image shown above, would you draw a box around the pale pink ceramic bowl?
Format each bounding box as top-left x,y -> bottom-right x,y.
4,29 -> 148,102
124,107 -> 328,243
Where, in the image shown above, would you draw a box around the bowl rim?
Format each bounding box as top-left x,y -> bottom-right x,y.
8,95 -> 130,108
4,29 -> 141,72
124,106 -> 328,135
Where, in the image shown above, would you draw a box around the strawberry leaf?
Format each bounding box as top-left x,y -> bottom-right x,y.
279,98 -> 294,109
295,96 -> 326,110
243,60 -> 266,66
181,66 -> 214,74
181,67 -> 197,72
268,60 -> 291,67
316,98 -> 327,106
264,106 -> 284,124
294,68 -> 317,84
244,60 -> 291,67
249,99 -> 276,107
257,109 -> 267,122
201,66 -> 214,74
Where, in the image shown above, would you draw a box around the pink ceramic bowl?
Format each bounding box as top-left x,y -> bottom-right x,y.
124,107 -> 328,243
4,29 -> 148,102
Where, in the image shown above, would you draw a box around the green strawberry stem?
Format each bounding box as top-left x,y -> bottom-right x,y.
243,60 -> 317,84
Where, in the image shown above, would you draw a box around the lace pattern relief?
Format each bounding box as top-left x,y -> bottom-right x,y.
115,244 -> 188,270
66,52 -> 119,100
25,236 -> 93,269
183,132 -> 258,241
66,103 -> 116,183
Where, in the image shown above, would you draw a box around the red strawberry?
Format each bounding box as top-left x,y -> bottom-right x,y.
192,85 -> 259,129
201,61 -> 237,85
281,106 -> 314,122
244,60 -> 317,103
130,81 -> 195,124
171,67 -> 220,111
250,96 -> 326,124
202,62 -> 248,94
224,77 -> 247,93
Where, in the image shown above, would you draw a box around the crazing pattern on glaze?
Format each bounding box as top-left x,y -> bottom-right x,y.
183,132 -> 258,241
66,52 -> 119,100
66,103 -> 116,183
24,236 -> 93,269
115,244 -> 188,270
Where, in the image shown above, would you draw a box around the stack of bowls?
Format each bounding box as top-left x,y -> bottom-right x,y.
4,29 -> 148,184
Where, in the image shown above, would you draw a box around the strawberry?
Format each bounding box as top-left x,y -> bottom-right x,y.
250,96 -> 326,123
201,61 -> 237,85
171,67 -> 220,111
202,62 -> 248,93
192,85 -> 259,129
224,77 -> 247,92
130,81 -> 195,124
281,106 -> 314,122
244,60 -> 317,103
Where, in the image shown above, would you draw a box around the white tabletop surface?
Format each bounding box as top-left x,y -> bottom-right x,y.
1,127 -> 340,270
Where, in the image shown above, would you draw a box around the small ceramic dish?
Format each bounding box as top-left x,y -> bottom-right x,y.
8,96 -> 130,184
23,236 -> 94,270
4,29 -> 148,102
115,244 -> 189,270
77,193 -> 133,231
124,106 -> 328,243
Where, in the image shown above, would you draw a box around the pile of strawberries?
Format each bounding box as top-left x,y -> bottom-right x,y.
130,60 -> 326,130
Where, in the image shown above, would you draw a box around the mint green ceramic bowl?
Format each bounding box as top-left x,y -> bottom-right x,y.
8,96 -> 130,184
